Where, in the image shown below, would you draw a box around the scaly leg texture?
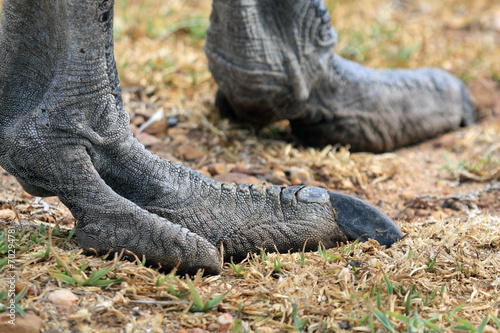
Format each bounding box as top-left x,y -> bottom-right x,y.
0,0 -> 402,274
205,0 -> 475,152
0,0 -> 221,275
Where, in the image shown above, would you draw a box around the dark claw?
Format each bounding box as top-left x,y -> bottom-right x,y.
329,192 -> 403,247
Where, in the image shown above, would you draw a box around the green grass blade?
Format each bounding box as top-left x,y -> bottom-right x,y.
186,278 -> 204,311
292,304 -> 300,330
369,313 -> 374,332
206,291 -> 229,311
51,272 -> 76,286
427,258 -> 436,272
373,308 -> 396,333
92,279 -> 124,287
0,290 -> 7,302
387,312 -> 410,324
450,304 -> 466,315
34,245 -> 51,259
384,274 -> 393,294
260,250 -> 268,266
423,319 -> 443,332
0,257 -> 8,269
233,303 -> 243,333
14,303 -> 26,316
83,265 -> 115,286
66,228 -> 75,241
376,287 -> 382,309
168,284 -> 190,298
156,275 -> 169,286
455,317 -> 476,331
292,303 -> 307,331
299,252 -> 305,266
404,292 -> 411,315
491,314 -> 500,329
478,315 -> 489,333
407,249 -> 413,260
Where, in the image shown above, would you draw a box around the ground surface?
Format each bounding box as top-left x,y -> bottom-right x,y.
1,0 -> 499,332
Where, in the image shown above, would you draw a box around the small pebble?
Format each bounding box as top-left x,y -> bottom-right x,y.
0,311 -> 43,333
167,127 -> 185,137
207,323 -> 220,332
255,328 -> 273,333
186,329 -> 205,333
15,282 -> 34,296
339,322 -> 351,329
179,146 -> 206,161
167,116 -> 179,127
0,209 -> 16,220
290,167 -> 311,182
432,211 -> 448,220
400,190 -> 417,201
197,166 -> 211,177
68,308 -> 91,322
218,313 -> 234,333
46,289 -> 78,309
291,177 -> 304,186
415,209 -> 430,217
269,170 -> 291,186
144,120 -> 168,135
209,163 -> 227,176
136,132 -> 160,146
346,261 -> 361,267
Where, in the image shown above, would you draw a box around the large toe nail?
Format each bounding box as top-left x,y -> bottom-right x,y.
329,192 -> 403,247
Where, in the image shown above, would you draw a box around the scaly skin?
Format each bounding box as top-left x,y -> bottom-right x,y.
0,0 -> 402,275
205,0 -> 475,152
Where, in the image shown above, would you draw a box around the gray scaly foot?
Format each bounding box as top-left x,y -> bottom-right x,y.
0,0 -> 402,275
205,0 -> 475,152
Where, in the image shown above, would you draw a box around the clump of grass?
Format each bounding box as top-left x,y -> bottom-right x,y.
0,286 -> 28,316
439,153 -> 500,182
259,249 -> 268,267
291,303 -> 308,332
232,303 -> 244,333
50,240 -> 122,287
272,257 -> 287,274
317,244 -> 340,263
186,277 -> 229,313
298,251 -> 306,266
51,262 -> 123,287
229,259 -> 245,277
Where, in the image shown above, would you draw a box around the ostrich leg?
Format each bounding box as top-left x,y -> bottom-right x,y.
205,0 -> 475,153
0,0 -> 221,274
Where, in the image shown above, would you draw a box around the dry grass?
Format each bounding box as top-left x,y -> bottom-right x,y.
1,0 -> 500,332
1,211 -> 499,332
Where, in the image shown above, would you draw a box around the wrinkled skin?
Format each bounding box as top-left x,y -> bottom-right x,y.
206,0 -> 475,152
0,0 -> 417,275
